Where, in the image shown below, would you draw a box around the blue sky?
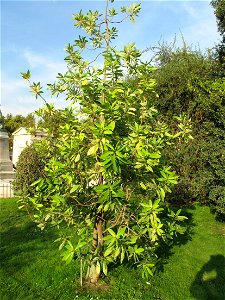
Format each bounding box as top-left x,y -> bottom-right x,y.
1,0 -> 220,116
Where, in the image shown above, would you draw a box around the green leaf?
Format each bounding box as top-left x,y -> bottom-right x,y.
135,247 -> 144,254
30,82 -> 43,99
153,198 -> 160,208
177,215 -> 188,221
129,236 -> 138,244
30,178 -> 42,187
103,202 -> 110,212
112,89 -> 124,97
176,209 -> 182,215
66,241 -> 74,250
140,182 -> 147,190
87,144 -> 99,156
117,226 -> 126,237
61,251 -> 74,264
96,261 -> 101,274
21,70 -> 30,80
112,156 -> 118,173
58,240 -> 66,251
75,153 -> 80,162
107,121 -> 115,131
18,205 -> 25,210
135,163 -> 143,169
37,223 -> 45,230
121,247 -> 125,263
149,152 -> 161,159
76,240 -> 86,249
104,130 -> 113,135
146,266 -> 153,277
114,247 -> 120,259
104,247 -> 113,257
102,261 -> 108,275
94,184 -> 108,193
159,187 -> 165,200
108,228 -> 117,238
70,185 -> 79,193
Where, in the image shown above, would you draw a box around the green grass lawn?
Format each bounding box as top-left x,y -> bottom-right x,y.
0,198 -> 224,300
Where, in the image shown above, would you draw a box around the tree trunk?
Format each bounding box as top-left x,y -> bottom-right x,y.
86,263 -> 100,284
86,214 -> 104,283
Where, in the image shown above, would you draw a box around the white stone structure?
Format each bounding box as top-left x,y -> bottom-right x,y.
0,129 -> 15,181
0,111 -> 16,197
12,127 -> 47,166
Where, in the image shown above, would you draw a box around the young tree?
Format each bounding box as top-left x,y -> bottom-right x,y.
20,0 -> 191,284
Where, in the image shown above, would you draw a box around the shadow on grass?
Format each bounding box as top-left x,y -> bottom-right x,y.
155,205 -> 196,273
107,205 -> 197,281
190,254 -> 225,300
0,219 -> 57,275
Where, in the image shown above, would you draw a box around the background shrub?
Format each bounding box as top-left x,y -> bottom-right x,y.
13,142 -> 47,197
151,45 -> 225,219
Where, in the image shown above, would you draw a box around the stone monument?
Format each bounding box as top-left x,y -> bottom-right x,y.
0,110 -> 15,197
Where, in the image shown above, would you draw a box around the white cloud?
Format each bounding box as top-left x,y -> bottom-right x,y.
1,50 -> 67,115
173,2 -> 219,51
177,2 -> 202,19
22,49 -> 67,83
1,78 -> 40,115
181,18 -> 219,50
162,2 -> 220,51
1,49 -> 68,116
1,75 -> 67,116
1,79 -> 27,96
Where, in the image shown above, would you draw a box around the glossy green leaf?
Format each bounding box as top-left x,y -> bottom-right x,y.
70,185 -> 79,193
104,247 -> 113,257
87,144 -> 99,156
108,228 -> 117,238
75,153 -> 80,162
